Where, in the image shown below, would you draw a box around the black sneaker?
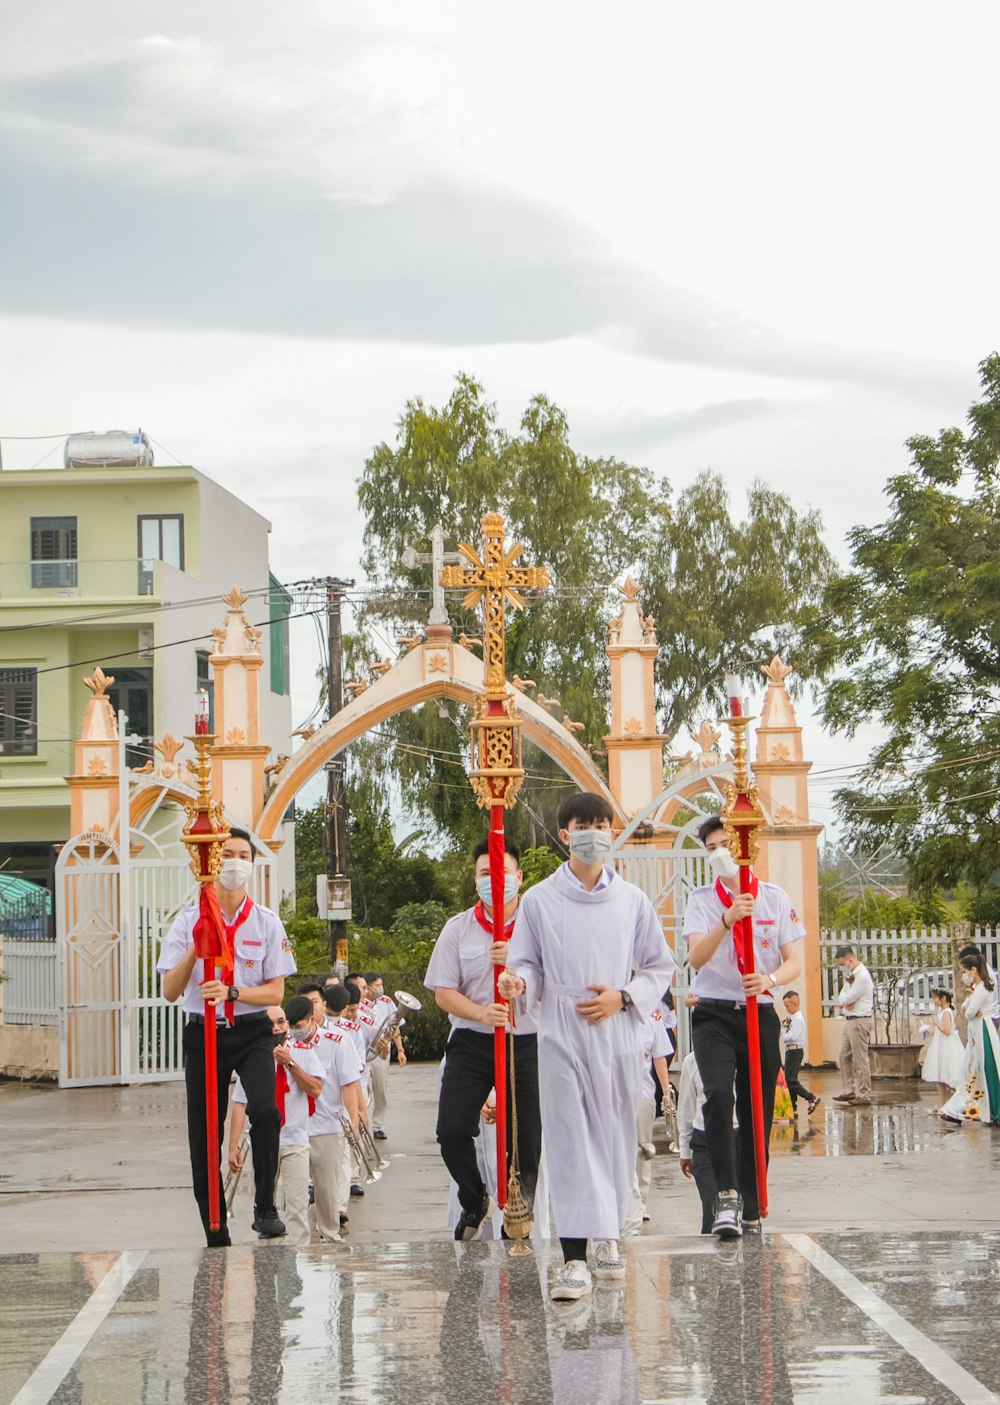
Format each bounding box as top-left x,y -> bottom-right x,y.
373,1129 -> 388,1140
252,1209 -> 286,1238
339,1213 -> 350,1231
454,1194 -> 495,1242
711,1191 -> 743,1240
350,1183 -> 365,1198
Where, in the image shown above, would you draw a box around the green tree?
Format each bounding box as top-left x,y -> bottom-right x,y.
356,374 -> 833,844
812,354 -> 1000,903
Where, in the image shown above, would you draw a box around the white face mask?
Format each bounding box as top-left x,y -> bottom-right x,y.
567,828 -> 613,865
477,874 -> 519,906
218,857 -> 253,891
708,846 -> 740,880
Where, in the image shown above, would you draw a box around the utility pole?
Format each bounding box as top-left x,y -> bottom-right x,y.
324,577 -> 354,969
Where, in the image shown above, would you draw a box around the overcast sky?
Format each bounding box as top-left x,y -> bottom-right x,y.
2,1 -> 996,834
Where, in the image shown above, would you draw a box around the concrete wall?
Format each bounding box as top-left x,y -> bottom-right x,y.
0,1025 -> 57,1080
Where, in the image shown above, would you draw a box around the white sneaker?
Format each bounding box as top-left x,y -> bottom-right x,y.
593,1239 -> 626,1280
550,1260 -> 593,1302
711,1191 -> 743,1240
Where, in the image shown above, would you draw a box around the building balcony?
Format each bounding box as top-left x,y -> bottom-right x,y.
0,558 -> 168,603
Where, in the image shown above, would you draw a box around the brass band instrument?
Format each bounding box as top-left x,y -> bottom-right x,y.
339,1112 -> 386,1182
366,989 -> 422,1062
224,1130 -> 251,1212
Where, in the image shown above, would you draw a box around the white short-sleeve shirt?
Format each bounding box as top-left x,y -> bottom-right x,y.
233,1037 -> 323,1148
156,896 -> 296,1018
310,1027 -> 364,1135
641,1008 -> 674,1101
682,878 -> 805,1005
424,906 -> 538,1036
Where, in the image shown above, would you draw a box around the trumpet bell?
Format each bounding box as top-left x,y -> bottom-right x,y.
394,990 -> 422,1013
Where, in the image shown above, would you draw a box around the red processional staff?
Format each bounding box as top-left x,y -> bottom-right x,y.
441,515 -> 549,1231
181,690 -> 232,1233
722,673 -> 769,1219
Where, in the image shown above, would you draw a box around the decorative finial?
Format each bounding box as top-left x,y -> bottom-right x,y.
222,585 -> 249,610
617,575 -> 642,601
761,655 -> 793,684
83,666 -> 115,697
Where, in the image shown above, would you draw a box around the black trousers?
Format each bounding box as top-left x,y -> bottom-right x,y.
183,1014 -> 280,1246
690,1128 -> 718,1234
783,1048 -> 814,1108
692,1001 -> 781,1221
437,1030 -> 542,1217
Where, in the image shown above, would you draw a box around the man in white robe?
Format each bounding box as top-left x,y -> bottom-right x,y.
501,792 -> 674,1303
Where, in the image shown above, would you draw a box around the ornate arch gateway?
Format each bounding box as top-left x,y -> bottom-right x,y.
256,630 -> 621,840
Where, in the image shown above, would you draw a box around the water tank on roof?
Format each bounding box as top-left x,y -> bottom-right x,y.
64,429 -> 154,468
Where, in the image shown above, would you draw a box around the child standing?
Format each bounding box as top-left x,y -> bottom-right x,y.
940,956 -> 1000,1124
921,988 -> 964,1115
781,991 -> 820,1116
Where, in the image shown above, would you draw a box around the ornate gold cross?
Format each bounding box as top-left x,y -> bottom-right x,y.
440,513 -> 550,698
440,513 -> 550,807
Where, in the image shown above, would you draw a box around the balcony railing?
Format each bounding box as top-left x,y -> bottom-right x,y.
0,558 -> 165,600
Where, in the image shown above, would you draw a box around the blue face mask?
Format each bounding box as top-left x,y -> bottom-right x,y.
477,874 -> 518,907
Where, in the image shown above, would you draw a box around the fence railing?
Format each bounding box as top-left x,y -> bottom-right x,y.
0,936 -> 58,1025
820,926 -> 999,1042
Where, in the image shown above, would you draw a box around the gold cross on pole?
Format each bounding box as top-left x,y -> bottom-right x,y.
440,512 -> 550,808
440,513 -> 550,698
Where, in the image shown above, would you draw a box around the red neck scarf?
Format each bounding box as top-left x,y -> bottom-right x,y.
473,901 -> 517,937
219,896 -> 253,1025
275,1045 -> 316,1125
714,874 -> 759,974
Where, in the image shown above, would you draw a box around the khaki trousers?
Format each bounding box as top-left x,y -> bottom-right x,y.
277,1143 -> 311,1246
370,1055 -> 389,1131
839,1016 -> 873,1098
309,1131 -> 348,1241
635,1096 -> 655,1211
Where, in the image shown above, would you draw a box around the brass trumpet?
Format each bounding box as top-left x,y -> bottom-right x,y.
224,1130 -> 251,1212
340,1112 -> 384,1183
366,989 -> 423,1062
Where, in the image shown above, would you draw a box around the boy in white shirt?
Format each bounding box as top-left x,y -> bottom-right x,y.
231,995 -> 324,1245
310,993 -> 366,1242
781,991 -> 820,1115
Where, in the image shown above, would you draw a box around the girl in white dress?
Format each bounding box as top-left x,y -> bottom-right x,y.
921,988 -> 964,1114
940,955 -> 1000,1125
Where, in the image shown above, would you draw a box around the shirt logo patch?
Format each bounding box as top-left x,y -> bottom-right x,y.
243,959 -> 256,970
242,939 -> 263,947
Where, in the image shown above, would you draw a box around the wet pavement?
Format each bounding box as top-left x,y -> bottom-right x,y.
3,1233 -> 1000,1404
2,1064 -> 999,1402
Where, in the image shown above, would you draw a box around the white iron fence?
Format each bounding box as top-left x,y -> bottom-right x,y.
820,926 -> 999,1043
0,887 -> 56,1026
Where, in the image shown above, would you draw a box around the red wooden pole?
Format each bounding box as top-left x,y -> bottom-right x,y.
202,948 -> 221,1231
736,865 -> 768,1219
489,804 -> 508,1208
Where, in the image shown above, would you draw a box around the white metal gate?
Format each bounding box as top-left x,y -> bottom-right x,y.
57,810 -> 276,1088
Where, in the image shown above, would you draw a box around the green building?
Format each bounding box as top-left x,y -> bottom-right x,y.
0,451 -> 293,895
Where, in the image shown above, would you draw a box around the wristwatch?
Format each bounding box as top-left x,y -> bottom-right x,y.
227,984 -> 239,1003
619,989 -> 633,1014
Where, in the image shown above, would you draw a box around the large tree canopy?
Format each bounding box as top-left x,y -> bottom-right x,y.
356,373 -> 833,845
813,354 -> 1000,908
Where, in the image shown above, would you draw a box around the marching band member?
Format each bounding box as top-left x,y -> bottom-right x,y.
230,995 -> 324,1246
327,982 -> 372,1199
634,1006 -> 673,1225
367,972 -> 406,1140
158,826 -> 295,1247
310,994 -> 366,1242
500,793 -> 674,1301
425,836 -> 543,1242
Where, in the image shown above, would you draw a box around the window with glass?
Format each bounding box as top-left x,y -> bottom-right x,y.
106,668 -> 153,769
196,652 -> 215,733
268,574 -> 291,695
30,516 -> 78,588
0,668 -> 38,755
137,515 -> 184,594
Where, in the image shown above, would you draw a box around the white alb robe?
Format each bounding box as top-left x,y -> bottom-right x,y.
507,862 -> 675,1240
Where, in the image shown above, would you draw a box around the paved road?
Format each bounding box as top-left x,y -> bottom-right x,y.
2,1064 -> 1000,1403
